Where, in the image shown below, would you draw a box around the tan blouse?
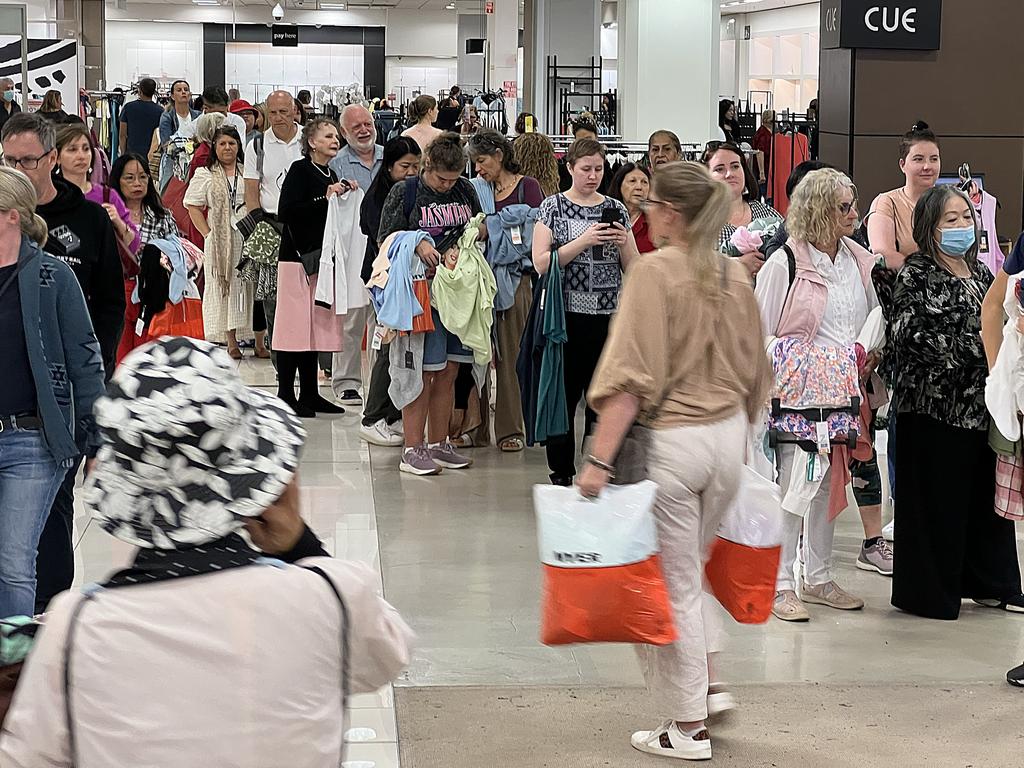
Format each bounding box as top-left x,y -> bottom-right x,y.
869,188 -> 918,259
589,247 -> 772,429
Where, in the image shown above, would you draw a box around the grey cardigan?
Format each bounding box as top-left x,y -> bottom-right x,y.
14,236 -> 105,464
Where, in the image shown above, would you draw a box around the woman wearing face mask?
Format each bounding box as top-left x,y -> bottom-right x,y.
55,124 -> 141,257
703,142 -> 781,279
579,162 -> 771,760
755,169 -> 880,621
184,127 -> 253,360
532,137 -> 640,486
273,118 -> 349,418
358,136 -> 421,448
888,185 -> 1024,620
868,122 -> 939,273
466,129 -> 545,453
608,162 -> 654,254
158,79 -> 200,193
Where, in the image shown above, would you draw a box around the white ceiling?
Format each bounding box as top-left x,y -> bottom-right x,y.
720,0 -> 818,15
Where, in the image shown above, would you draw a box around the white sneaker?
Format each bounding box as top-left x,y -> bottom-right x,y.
359,419 -> 403,447
882,518 -> 895,541
631,721 -> 712,761
388,419 -> 404,438
707,685 -> 736,719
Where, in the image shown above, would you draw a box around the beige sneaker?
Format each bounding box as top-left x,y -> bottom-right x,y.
772,590 -> 810,622
800,580 -> 865,611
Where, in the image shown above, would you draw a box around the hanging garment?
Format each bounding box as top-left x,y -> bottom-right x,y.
471,177 -> 540,312
769,132 -> 809,216
536,254 -> 568,444
975,190 -> 1006,276
369,230 -> 432,331
314,188 -> 368,315
431,213 -> 497,366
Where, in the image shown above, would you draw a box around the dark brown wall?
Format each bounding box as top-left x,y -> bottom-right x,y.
821,0 -> 1024,236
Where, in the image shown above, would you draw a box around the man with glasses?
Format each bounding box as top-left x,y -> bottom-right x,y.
1,112 -> 124,614
243,90 -> 303,369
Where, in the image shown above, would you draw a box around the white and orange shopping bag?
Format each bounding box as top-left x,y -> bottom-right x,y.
534,481 -> 677,646
705,459 -> 784,625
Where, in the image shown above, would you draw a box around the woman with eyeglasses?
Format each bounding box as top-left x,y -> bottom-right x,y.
703,142 -> 781,279
889,185 -> 1024,620
754,169 -> 879,622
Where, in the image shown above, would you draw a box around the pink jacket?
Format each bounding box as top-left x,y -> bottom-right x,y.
775,237 -> 876,341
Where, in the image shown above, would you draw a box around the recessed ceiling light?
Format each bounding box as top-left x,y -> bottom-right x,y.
445,1 -> 456,8
321,1 -> 347,7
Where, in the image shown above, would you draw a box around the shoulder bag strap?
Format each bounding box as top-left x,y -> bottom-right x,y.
891,197 -> 900,253
777,244 -> 797,336
300,565 -> 351,767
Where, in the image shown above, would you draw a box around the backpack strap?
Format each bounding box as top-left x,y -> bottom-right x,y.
517,178 -> 525,205
403,177 -> 419,226
777,243 -> 797,336
253,134 -> 265,179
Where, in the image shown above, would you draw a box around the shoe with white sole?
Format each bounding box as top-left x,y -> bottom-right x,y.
707,685 -> 736,719
801,580 -> 864,611
428,440 -> 473,469
360,419 -> 403,447
772,589 -> 810,622
338,389 -> 363,406
856,538 -> 894,576
631,721 -> 712,761
399,445 -> 442,476
388,419 -> 404,438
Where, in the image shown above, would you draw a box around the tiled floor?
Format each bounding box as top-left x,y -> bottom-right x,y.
72,356 -> 1024,766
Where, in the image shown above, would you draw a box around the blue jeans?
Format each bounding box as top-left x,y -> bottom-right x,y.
0,428 -> 66,618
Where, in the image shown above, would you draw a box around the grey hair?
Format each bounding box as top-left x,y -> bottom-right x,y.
193,112 -> 226,144
912,185 -> 980,264
0,111 -> 56,152
0,77 -> 13,88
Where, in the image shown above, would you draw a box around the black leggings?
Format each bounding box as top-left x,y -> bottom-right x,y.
545,312 -> 610,481
252,300 -> 267,334
276,351 -> 319,404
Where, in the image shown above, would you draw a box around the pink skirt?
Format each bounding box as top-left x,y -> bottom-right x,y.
273,262 -> 344,352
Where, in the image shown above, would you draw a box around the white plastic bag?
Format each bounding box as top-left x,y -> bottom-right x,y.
534,481 -> 677,646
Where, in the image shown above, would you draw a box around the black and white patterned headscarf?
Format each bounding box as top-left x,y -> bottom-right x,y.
83,337 -> 306,550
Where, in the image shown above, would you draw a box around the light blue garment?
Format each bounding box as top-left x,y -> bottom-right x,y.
471,176 -> 539,311
376,230 -> 433,331
158,108 -> 200,191
144,236 -> 191,305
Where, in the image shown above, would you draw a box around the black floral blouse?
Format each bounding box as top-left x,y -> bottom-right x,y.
889,253 -> 993,431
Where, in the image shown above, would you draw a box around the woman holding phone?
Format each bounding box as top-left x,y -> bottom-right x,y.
532,137 -> 640,486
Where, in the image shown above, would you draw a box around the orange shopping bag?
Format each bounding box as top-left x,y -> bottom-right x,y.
147,297 -> 205,340
411,277 -> 435,334
534,481 -> 677,646
704,465 -> 783,624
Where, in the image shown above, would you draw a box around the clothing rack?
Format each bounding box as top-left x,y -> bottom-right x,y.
764,111 -> 816,214
82,90 -> 126,164
545,55 -> 608,135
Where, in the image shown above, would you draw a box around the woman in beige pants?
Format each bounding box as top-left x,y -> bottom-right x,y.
580,162 -> 771,761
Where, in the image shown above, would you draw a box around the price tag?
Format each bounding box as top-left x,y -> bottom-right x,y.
806,453 -> 823,483
510,226 -> 523,246
815,421 -> 830,454
135,318 -> 145,337
371,325 -> 385,351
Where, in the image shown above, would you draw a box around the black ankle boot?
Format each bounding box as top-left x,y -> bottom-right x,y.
300,393 -> 345,415
279,395 -> 315,418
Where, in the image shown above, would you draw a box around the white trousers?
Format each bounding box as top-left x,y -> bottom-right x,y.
636,410 -> 746,722
331,305 -> 372,396
775,444 -> 836,591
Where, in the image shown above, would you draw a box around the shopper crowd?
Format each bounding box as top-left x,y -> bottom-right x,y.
2,75 -> 1024,763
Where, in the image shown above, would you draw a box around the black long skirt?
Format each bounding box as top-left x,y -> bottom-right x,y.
891,412 -> 1021,619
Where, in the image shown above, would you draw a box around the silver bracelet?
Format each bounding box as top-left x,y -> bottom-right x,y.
586,455 -> 616,476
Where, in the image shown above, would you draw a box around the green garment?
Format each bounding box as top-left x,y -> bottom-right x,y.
536,251 -> 568,442
432,213 -> 498,365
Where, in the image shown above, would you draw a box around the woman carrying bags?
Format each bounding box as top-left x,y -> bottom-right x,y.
184,126 -> 253,359
579,162 -> 771,761
274,117 -> 348,418
532,137 -> 640,486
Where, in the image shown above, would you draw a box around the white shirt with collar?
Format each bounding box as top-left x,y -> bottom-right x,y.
756,240 -> 878,348
243,122 -> 303,215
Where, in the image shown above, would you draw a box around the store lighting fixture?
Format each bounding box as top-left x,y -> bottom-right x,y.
445,1 -> 456,8
320,1 -> 347,7
192,0 -> 221,5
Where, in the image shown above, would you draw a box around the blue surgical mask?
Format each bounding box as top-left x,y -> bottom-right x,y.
2,91 -> 13,103
939,226 -> 976,257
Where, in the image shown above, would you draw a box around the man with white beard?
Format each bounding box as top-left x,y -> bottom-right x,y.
326,104 -> 383,407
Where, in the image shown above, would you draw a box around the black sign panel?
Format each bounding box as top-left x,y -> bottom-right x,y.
271,25 -> 299,47
822,0 -> 942,51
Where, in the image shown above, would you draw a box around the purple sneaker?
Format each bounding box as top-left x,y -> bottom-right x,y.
400,445 -> 442,476
428,440 -> 473,469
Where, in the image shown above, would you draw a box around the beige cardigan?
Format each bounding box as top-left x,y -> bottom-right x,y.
0,558 -> 413,767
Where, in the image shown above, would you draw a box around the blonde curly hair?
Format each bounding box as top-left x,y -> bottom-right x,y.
786,168 -> 858,246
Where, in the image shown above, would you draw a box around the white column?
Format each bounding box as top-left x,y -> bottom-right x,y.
486,0 -> 519,127
618,0 -> 721,143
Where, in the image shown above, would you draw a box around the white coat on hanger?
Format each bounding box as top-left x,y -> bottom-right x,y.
315,188 -> 369,316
